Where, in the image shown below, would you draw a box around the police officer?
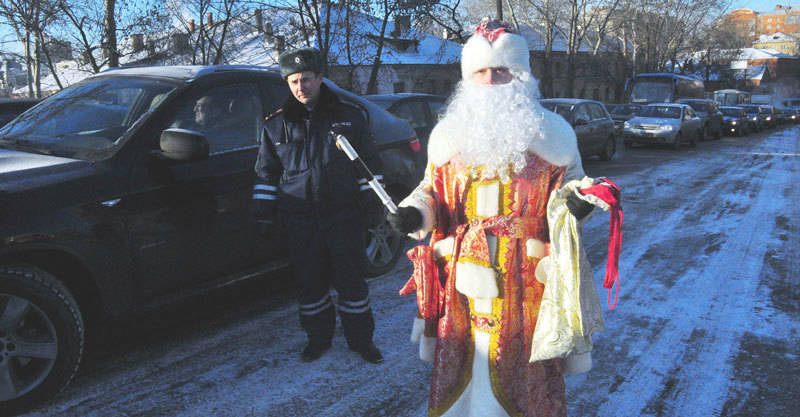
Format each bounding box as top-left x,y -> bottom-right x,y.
253,47 -> 384,364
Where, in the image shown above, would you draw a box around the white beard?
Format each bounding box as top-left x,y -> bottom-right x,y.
429,72 -> 547,180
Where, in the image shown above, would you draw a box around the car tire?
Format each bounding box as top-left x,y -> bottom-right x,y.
599,136 -> 615,161
0,265 -> 84,414
363,204 -> 406,277
671,133 -> 681,150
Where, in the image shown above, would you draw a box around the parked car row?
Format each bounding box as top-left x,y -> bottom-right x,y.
606,98 -> 796,151
0,65 -> 422,413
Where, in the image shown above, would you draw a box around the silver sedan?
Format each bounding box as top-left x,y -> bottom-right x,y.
623,103 -> 704,150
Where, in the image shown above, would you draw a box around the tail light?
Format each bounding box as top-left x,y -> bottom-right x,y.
408,133 -> 421,152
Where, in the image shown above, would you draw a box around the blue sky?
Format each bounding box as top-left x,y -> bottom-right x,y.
733,0 -> 798,11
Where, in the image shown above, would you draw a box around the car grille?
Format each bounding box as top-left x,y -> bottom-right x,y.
631,123 -> 661,130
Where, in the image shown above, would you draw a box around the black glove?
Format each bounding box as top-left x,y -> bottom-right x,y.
566,192 -> 593,220
360,192 -> 385,229
387,206 -> 423,234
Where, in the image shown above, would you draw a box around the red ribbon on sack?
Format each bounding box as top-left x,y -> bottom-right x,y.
578,178 -> 623,309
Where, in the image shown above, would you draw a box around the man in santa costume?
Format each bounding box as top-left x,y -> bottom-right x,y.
388,19 -> 610,417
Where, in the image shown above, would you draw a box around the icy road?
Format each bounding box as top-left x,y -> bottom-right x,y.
21,126 -> 799,417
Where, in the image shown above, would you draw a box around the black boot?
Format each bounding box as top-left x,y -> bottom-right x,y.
301,342 -> 331,362
350,341 -> 383,364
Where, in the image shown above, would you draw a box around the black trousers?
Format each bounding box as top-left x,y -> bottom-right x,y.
285,211 -> 375,349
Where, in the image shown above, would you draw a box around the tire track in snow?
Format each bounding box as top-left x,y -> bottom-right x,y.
587,133 -> 796,416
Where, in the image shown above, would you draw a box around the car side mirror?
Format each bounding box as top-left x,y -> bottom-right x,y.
159,128 -> 209,161
573,118 -> 589,126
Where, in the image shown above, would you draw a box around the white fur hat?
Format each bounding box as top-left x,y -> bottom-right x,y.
460,20 -> 531,80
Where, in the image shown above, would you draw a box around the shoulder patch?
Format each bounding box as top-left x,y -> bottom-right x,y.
264,108 -> 283,121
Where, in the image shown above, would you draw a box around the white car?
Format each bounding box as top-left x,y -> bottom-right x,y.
623,103 -> 704,150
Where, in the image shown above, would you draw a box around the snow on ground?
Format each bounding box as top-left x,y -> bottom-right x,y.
20,126 -> 800,417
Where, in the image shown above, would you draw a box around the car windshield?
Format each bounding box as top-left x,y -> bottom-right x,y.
639,106 -> 681,119
685,101 -> 709,112
0,76 -> 178,160
721,108 -> 744,117
540,102 -> 572,121
609,104 -> 640,115
630,81 -> 672,103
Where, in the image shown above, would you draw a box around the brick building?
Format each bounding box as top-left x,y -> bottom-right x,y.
726,5 -> 800,44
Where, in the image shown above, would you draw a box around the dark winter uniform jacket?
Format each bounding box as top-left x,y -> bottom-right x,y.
253,83 -> 383,222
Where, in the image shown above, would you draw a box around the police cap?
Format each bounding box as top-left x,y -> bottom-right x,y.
278,47 -> 323,79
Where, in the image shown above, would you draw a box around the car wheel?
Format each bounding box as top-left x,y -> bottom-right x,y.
363,209 -> 406,277
0,265 -> 83,414
671,133 -> 681,150
599,136 -> 615,161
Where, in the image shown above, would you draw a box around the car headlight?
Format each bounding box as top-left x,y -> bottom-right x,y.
731,121 -> 737,125
751,116 -> 758,121
766,116 -> 772,121
623,121 -> 630,129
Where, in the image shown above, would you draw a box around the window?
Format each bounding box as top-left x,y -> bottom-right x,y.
390,101 -> 428,129
167,83 -> 263,153
588,103 -> 607,120
573,104 -> 591,123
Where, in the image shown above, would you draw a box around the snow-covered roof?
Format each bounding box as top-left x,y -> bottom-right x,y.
755,32 -> 797,43
738,47 -> 796,60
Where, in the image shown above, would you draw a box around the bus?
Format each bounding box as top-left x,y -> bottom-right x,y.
626,73 -> 705,104
713,89 -> 751,106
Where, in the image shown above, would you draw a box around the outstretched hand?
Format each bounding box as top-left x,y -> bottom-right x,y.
387,206 -> 423,234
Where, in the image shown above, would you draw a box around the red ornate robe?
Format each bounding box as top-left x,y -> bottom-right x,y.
403,153 -> 570,417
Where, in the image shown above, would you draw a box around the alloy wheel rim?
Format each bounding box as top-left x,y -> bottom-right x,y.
0,294 -> 59,401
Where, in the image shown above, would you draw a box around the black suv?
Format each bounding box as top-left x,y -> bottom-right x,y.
0,65 -> 419,412
539,98 -> 616,161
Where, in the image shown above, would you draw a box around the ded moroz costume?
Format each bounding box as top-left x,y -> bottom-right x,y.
389,19 -> 621,417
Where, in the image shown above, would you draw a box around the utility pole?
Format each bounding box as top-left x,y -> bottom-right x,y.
496,0 -> 503,21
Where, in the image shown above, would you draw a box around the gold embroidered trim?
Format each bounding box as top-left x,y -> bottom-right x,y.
459,255 -> 494,269
470,309 -> 502,333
